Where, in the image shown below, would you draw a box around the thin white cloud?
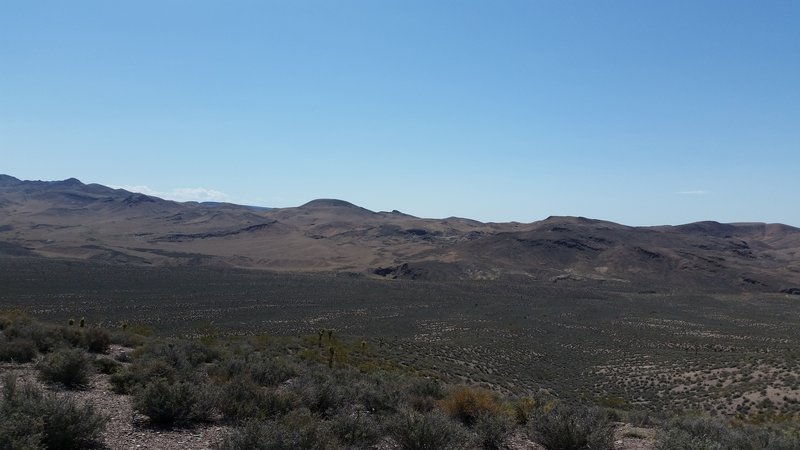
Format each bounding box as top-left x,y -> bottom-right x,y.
112,185 -> 234,203
677,190 -> 710,195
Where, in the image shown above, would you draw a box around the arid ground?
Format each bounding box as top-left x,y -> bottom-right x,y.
3,257 -> 799,419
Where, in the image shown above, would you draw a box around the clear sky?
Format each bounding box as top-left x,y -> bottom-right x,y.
1,1 -> 798,226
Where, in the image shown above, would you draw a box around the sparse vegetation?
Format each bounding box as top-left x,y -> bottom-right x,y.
439,386 -> 502,427
528,404 -> 614,450
391,409 -> 475,450
132,378 -> 217,426
0,373 -> 107,449
654,415 -> 800,450
37,347 -> 93,389
0,338 -> 37,363
1,263 -> 800,449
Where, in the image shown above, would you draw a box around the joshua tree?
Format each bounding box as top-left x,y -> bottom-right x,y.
328,346 -> 336,369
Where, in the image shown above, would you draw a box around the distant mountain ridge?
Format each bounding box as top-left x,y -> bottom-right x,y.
1,174 -> 799,293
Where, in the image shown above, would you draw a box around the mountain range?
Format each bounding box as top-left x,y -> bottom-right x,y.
1,174 -> 799,293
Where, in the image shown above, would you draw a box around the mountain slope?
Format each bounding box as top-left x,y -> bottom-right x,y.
1,175 -> 799,292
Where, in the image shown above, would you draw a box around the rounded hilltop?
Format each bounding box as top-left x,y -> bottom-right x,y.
300,199 -> 362,209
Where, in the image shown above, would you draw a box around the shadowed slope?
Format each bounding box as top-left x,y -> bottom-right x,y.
1,175 -> 799,292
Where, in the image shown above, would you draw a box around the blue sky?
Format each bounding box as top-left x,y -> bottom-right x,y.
1,1 -> 798,225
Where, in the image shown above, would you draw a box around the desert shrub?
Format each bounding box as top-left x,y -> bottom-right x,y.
0,338 -> 37,362
110,357 -> 180,394
213,353 -> 297,386
328,406 -> 382,447
655,416 -> 800,450
511,396 -> 539,425
247,355 -> 297,386
410,377 -> 445,399
132,378 -> 217,426
408,377 -> 445,412
744,428 -> 800,450
218,377 -> 296,421
294,373 -> 347,417
655,416 -> 741,450
139,338 -> 219,371
114,348 -> 133,362
59,326 -> 85,348
93,356 -> 122,374
0,313 -> 16,330
353,372 -> 406,414
474,411 -> 515,450
391,409 -> 475,450
19,322 -> 72,353
0,315 -> 29,339
0,314 -> 114,355
626,409 -> 660,427
39,393 -> 108,449
0,379 -> 43,450
37,347 -> 93,389
655,429 -> 723,450
528,404 -> 614,450
215,409 -> 338,450
110,329 -> 148,348
218,377 -> 265,420
439,386 -> 502,427
0,374 -> 107,449
83,327 -> 111,353
409,393 -> 438,412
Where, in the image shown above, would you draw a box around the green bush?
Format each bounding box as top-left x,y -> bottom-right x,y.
132,378 -> 217,426
213,353 -> 297,386
139,338 -> 219,372
0,374 -> 107,449
23,322 -> 71,353
328,406 -> 382,447
83,327 -> 111,353
408,377 -> 445,412
247,355 -> 297,386
295,373 -> 347,417
110,358 -> 179,394
626,409 -> 660,427
215,409 -> 338,450
655,416 -> 800,450
218,377 -> 295,421
110,329 -> 147,348
474,411 -> 514,450
93,356 -> 122,374
0,338 -> 37,362
528,404 -> 614,450
0,314 -> 113,355
37,347 -> 93,389
391,409 -> 475,450
409,377 -> 445,399
58,326 -> 85,349
352,373 -> 405,415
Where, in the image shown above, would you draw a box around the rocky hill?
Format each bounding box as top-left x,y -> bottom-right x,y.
1,175 -> 799,292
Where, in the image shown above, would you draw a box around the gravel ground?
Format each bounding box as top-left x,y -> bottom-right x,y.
1,356 -> 656,450
0,355 -> 231,450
